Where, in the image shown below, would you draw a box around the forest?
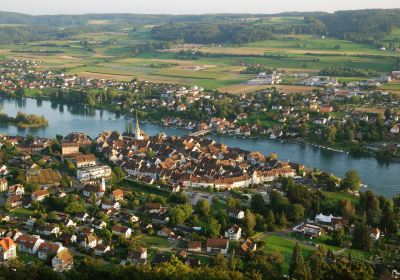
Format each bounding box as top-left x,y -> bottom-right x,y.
151,23 -> 274,44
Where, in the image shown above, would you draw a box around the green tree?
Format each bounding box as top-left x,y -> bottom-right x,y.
352,221 -> 371,250
265,209 -> 276,231
331,228 -> 345,247
208,218 -> 221,237
245,209 -> 256,236
251,193 -> 267,214
309,247 -> 329,280
289,243 -> 311,280
340,170 -> 361,191
196,199 -> 211,216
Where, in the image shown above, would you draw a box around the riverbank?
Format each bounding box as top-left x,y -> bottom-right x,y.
0,111 -> 48,129
1,96 -> 400,197
4,93 -> 400,162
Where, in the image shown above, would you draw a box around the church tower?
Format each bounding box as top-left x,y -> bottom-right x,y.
135,112 -> 144,140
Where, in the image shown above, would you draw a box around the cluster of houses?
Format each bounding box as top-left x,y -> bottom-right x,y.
96,116 -> 300,191
0,59 -> 181,98
0,128 -> 289,270
0,232 -> 73,272
293,213 -> 381,241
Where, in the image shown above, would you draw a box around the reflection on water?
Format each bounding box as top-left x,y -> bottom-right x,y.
0,97 -> 400,197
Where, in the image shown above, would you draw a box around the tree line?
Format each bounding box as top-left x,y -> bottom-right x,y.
151,23 -> 274,44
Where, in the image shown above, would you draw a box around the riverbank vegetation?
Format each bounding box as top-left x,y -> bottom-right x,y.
0,111 -> 48,128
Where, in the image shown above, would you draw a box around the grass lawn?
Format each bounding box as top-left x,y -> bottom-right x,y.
211,198 -> 226,211
19,253 -> 41,264
260,234 -> 315,274
288,233 -> 372,261
139,235 -> 171,249
323,191 -> 358,204
12,208 -> 34,218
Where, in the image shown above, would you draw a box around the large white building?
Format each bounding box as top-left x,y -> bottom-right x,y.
77,165 -> 112,182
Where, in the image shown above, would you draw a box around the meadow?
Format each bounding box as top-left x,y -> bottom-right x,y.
0,22 -> 399,94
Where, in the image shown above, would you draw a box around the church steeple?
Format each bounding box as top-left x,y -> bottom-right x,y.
135,111 -> 144,140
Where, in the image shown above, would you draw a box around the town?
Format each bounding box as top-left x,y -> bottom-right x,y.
1,59 -> 400,160
0,116 -> 395,279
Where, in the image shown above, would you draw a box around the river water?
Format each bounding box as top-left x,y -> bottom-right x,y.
1,97 -> 399,197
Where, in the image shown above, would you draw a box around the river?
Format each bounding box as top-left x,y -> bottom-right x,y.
1,97 -> 399,197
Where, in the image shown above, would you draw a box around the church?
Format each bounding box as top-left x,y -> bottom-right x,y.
123,112 -> 148,141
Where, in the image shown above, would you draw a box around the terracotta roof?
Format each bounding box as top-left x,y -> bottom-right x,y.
57,249 -> 73,263
112,189 -> 124,197
38,242 -> 61,254
75,154 -> 96,163
32,189 -> 49,198
188,240 -> 201,250
0,237 -> 15,252
62,143 -> 79,148
112,225 -> 129,233
206,238 -> 229,249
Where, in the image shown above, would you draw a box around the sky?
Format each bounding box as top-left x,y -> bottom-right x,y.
1,0 -> 399,15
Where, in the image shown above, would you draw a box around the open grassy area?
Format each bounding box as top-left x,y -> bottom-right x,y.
259,234 -> 315,274
139,235 -> 171,248
323,191 -> 358,204
0,24 -> 398,94
11,208 -> 34,217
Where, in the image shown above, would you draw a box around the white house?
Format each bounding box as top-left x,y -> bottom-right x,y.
224,225 -> 242,241
127,247 -> 147,264
112,225 -> 132,238
228,208 -> 245,219
16,235 -> 44,254
390,125 -> 399,134
0,237 -> 17,262
37,242 -> 64,260
52,249 -> 73,272
206,238 -> 229,255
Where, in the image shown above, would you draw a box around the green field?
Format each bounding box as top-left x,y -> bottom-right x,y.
0,21 -> 399,94
260,234 -> 315,274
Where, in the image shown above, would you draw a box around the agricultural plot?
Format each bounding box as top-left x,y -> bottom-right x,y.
0,25 -> 399,94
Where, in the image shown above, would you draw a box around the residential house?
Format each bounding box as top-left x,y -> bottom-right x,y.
75,154 -> 96,168
52,249 -> 73,272
110,189 -> 124,201
142,203 -> 167,214
16,235 -> 44,254
79,234 -> 97,250
157,227 -> 174,238
0,237 -> 17,262
75,213 -> 90,222
7,195 -> 23,209
390,125 -> 399,134
94,244 -> 111,256
61,143 -> 79,157
36,224 -> 60,237
127,247 -> 147,264
101,201 -> 120,211
8,184 -> 24,196
228,208 -> 245,220
31,189 -> 50,202
187,241 -> 202,253
59,233 -> 77,245
293,223 -> 323,237
369,227 -> 381,241
225,224 -> 242,241
206,238 -> 229,255
93,220 -> 107,230
77,165 -> 112,182
111,225 -> 132,238
37,242 -> 64,260
0,178 -> 7,192
236,239 -> 257,257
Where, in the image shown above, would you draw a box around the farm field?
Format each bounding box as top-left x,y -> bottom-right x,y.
0,24 -> 399,94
